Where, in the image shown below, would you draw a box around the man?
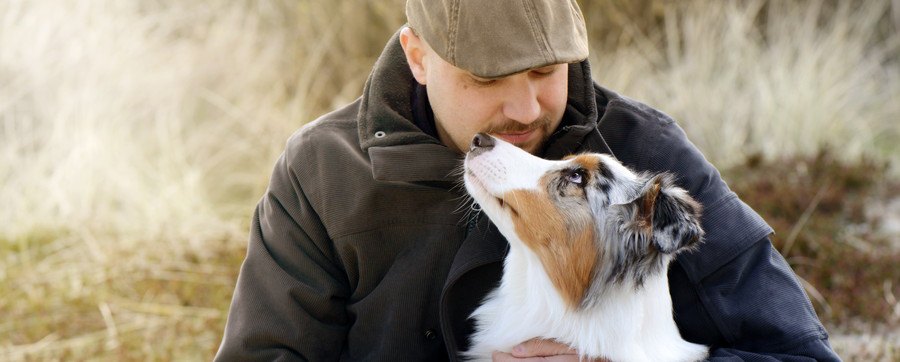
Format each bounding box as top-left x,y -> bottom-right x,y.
216,1 -> 840,361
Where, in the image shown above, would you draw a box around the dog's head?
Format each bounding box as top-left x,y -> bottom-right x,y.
463,133 -> 703,309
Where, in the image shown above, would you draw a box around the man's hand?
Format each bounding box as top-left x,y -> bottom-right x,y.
491,339 -> 610,361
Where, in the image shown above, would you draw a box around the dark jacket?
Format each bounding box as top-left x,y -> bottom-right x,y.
215,30 -> 840,361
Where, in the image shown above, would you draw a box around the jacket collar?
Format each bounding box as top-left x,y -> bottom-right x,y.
358,29 -> 602,183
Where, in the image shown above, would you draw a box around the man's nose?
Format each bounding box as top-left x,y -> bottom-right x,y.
469,132 -> 495,156
501,76 -> 541,124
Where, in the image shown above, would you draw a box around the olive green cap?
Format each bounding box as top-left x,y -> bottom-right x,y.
406,0 -> 589,78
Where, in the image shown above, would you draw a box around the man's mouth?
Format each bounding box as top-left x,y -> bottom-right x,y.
493,129 -> 536,145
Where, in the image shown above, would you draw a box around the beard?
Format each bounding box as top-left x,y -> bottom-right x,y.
481,114 -> 557,153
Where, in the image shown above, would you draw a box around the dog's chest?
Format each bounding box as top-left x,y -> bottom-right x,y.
465,258 -> 708,361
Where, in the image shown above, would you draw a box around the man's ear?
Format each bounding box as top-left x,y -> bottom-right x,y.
399,27 -> 428,85
632,174 -> 704,254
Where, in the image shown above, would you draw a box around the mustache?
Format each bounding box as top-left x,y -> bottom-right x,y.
482,115 -> 553,134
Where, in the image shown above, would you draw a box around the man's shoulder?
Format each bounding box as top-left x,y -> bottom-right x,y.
595,86 -> 717,196
284,98 -> 363,163
594,85 -> 689,168
600,86 -> 677,128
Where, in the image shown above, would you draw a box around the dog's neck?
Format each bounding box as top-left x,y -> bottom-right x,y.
502,240 -> 676,313
484,242 -> 697,360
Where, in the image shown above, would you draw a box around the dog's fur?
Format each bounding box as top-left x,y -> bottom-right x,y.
462,134 -> 709,362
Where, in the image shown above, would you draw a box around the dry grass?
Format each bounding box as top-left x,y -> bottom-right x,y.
0,1 -> 403,359
585,0 -> 900,170
724,152 -> 900,360
0,0 -> 897,360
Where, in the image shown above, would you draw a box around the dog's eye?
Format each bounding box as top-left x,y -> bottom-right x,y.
566,169 -> 586,186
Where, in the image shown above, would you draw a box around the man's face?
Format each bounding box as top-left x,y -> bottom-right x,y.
400,29 -> 568,155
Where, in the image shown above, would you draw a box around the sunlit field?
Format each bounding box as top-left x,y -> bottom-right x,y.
1,0 -> 898,360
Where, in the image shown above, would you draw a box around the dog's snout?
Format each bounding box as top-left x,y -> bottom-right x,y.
472,133 -> 495,149
469,133 -> 495,156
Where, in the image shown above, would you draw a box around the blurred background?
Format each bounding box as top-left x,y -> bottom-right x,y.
1,0 -> 897,360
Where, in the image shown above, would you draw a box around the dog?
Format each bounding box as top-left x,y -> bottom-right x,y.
462,133 -> 709,362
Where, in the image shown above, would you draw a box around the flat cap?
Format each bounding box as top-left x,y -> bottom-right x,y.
406,0 -> 589,78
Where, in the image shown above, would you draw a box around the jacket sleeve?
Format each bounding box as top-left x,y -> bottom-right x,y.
215,150 -> 350,361
670,237 -> 841,361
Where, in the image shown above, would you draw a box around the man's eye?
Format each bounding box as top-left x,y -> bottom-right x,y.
566,170 -> 585,185
533,69 -> 554,76
470,77 -> 496,86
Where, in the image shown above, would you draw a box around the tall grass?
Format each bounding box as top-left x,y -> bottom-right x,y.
0,0 -> 897,360
585,0 -> 900,169
0,1 -> 402,359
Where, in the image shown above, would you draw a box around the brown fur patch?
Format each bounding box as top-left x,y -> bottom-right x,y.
638,179 -> 662,230
568,154 -> 602,172
503,177 -> 598,309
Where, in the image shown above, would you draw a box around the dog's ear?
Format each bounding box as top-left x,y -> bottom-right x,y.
632,174 -> 704,254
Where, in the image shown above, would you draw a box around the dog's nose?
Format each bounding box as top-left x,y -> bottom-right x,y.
470,133 -> 495,155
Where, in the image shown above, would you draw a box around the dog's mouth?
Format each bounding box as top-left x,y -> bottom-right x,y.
465,170 -> 515,215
